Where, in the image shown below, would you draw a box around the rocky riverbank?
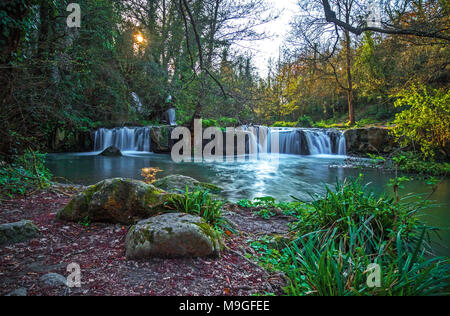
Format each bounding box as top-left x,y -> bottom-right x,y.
0,179 -> 288,296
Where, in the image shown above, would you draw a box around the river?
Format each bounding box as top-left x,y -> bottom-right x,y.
46,152 -> 449,256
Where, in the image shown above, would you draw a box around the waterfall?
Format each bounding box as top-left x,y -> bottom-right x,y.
167,108 -> 177,126
94,127 -> 152,152
269,128 -> 305,155
279,128 -> 347,156
92,125 -> 346,156
338,134 -> 347,156
242,127 -> 347,156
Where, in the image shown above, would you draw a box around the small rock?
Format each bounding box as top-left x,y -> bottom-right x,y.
0,220 -> 40,246
100,146 -> 122,157
5,288 -> 27,296
39,273 -> 67,287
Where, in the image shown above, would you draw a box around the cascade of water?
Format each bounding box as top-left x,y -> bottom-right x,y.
93,125 -> 346,156
94,127 -> 152,152
338,133 -> 347,155
267,128 -> 346,156
302,129 -> 333,155
167,108 -> 177,126
271,128 -> 305,155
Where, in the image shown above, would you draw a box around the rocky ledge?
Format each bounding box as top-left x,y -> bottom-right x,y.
344,127 -> 397,156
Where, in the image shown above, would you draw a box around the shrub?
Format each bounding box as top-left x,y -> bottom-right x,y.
0,150 -> 52,198
249,177 -> 450,296
391,84 -> 450,158
202,117 -> 239,129
217,117 -> 239,127
271,121 -> 298,128
296,115 -> 314,128
392,152 -> 450,176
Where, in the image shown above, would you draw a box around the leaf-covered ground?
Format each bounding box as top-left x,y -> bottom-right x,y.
0,190 -> 287,296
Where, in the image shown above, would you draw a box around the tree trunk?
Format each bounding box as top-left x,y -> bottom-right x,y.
345,30 -> 355,125
37,0 -> 50,59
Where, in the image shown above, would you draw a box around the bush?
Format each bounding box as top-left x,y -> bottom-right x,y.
392,152 -> 450,176
296,115 -> 314,128
0,150 -> 52,198
202,117 -> 239,129
391,84 -> 450,158
249,177 -> 450,296
217,117 -> 239,127
271,121 -> 298,128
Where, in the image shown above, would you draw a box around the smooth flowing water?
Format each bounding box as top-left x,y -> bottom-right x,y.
46,152 -> 449,256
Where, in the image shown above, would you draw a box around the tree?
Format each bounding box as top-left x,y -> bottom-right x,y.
289,0 -> 362,125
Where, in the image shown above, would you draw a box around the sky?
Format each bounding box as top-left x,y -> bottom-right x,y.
240,0 -> 299,77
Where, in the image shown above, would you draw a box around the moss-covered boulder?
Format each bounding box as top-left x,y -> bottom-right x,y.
0,220 -> 40,246
125,213 -> 221,259
57,178 -> 176,225
153,175 -> 222,194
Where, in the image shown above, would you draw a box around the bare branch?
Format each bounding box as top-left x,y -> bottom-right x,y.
321,0 -> 450,41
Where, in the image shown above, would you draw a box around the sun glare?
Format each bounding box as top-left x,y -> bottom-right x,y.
135,34 -> 144,44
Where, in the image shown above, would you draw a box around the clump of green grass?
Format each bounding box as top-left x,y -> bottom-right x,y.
238,196 -> 306,219
249,177 -> 450,296
282,227 -> 449,296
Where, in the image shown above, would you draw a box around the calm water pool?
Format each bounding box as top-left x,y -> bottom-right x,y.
47,152 -> 449,256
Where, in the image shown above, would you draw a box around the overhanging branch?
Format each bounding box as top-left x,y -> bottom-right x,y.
321,0 -> 450,41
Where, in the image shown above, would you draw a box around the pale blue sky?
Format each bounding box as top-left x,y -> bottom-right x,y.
245,0 -> 299,76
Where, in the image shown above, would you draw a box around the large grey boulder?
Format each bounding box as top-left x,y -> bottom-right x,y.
0,220 -> 40,246
57,178 -> 179,225
153,175 -> 222,194
125,213 -> 221,259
